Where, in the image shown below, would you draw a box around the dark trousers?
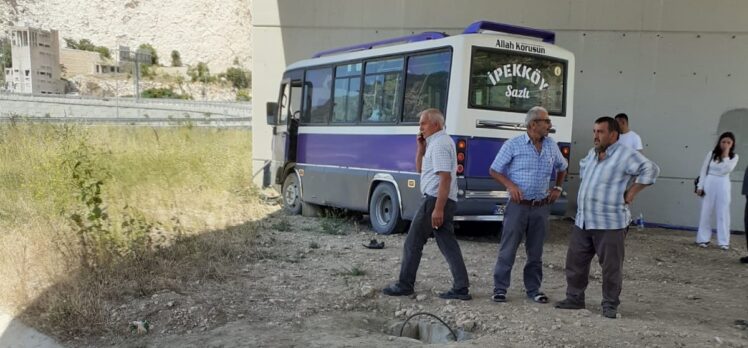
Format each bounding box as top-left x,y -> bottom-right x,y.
397,196 -> 469,292
744,197 -> 748,252
493,202 -> 550,297
564,225 -> 626,309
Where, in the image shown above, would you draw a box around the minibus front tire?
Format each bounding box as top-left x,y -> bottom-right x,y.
282,174 -> 302,215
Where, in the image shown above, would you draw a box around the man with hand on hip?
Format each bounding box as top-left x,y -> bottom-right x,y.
555,116 -> 659,319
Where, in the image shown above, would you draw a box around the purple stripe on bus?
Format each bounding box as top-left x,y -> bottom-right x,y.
297,133 -> 418,171
296,134 -> 567,179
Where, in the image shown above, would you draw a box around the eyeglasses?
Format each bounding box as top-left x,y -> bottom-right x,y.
535,119 -> 551,124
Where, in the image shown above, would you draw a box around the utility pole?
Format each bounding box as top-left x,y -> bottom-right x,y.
119,45 -> 150,103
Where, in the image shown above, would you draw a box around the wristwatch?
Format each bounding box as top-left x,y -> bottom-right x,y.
552,186 -> 563,192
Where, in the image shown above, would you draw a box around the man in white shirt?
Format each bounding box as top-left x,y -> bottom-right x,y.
615,113 -> 643,152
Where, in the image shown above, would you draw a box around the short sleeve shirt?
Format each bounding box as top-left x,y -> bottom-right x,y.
420,130 -> 458,202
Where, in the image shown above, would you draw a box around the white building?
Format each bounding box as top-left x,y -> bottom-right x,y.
251,0 -> 748,231
4,25 -> 63,94
60,48 -> 121,77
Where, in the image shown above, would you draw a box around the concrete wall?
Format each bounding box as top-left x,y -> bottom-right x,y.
0,93 -> 251,126
251,0 -> 748,230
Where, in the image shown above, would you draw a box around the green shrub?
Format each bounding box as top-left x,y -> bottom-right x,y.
236,89 -> 251,102
141,87 -> 191,100
170,50 -> 182,67
63,38 -> 111,59
223,67 -> 251,89
187,62 -> 216,83
137,43 -> 159,65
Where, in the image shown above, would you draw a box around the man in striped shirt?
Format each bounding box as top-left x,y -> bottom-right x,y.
555,116 -> 660,319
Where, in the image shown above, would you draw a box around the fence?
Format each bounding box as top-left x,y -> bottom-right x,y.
0,92 -> 252,127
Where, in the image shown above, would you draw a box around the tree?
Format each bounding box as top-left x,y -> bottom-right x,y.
137,43 -> 159,65
64,37 -> 79,49
170,50 -> 182,67
94,46 -> 111,59
77,39 -> 96,51
224,67 -> 251,89
187,62 -> 211,82
64,37 -> 111,59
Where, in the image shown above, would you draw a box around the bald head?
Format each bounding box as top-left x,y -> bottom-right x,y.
419,108 -> 445,129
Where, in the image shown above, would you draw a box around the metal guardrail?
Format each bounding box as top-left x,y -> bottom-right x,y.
0,115 -> 252,127
0,92 -> 253,127
0,91 -> 252,111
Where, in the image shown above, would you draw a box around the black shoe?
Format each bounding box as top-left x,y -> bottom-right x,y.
491,293 -> 507,303
438,289 -> 472,301
555,298 -> 585,310
740,256 -> 748,264
602,307 -> 618,319
382,284 -> 414,297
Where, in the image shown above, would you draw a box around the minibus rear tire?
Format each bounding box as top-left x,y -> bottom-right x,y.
369,183 -> 407,234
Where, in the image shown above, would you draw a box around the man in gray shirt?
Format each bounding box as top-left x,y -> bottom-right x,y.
382,108 -> 471,300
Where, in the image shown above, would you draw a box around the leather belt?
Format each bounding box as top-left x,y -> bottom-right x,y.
517,198 -> 551,207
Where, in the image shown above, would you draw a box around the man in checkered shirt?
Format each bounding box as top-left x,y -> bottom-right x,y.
489,106 -> 568,304
382,108 -> 471,301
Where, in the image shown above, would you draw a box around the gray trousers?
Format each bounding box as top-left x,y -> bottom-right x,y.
564,225 -> 626,309
493,202 -> 550,297
397,196 -> 469,292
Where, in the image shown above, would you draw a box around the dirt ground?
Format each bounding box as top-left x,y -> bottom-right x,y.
65,201 -> 748,347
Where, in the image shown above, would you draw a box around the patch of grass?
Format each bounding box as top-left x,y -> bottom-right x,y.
0,122 -> 270,338
271,219 -> 292,232
319,210 -> 350,235
338,265 -> 366,277
308,241 -> 319,249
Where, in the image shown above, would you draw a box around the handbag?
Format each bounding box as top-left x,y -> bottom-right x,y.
694,160 -> 711,196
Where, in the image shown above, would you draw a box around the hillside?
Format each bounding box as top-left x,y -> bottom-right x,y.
0,0 -> 252,71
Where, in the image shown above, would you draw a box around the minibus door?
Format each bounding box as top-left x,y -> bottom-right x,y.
268,78 -> 302,185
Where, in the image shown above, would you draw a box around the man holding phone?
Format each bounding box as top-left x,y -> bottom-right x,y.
382,108 -> 471,300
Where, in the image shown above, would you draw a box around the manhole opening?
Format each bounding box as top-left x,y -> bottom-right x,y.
390,319 -> 472,343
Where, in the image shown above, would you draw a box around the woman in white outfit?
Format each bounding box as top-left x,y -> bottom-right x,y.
695,132 -> 739,249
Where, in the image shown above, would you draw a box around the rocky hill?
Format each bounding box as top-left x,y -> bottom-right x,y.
0,0 -> 251,72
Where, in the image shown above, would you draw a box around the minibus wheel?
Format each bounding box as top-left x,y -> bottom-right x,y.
369,183 -> 406,234
282,174 -> 302,215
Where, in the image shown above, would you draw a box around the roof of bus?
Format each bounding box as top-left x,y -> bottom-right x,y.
285,31 -> 574,72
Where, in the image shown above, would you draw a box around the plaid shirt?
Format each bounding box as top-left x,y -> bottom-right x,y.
490,133 -> 568,200
576,142 -> 660,230
421,130 -> 458,202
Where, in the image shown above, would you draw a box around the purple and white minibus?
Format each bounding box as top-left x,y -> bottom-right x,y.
265,21 -> 574,234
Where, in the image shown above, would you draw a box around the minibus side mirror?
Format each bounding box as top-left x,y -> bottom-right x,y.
266,102 -> 278,125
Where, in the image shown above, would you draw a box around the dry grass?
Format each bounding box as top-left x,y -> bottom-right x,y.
0,122 -> 274,337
